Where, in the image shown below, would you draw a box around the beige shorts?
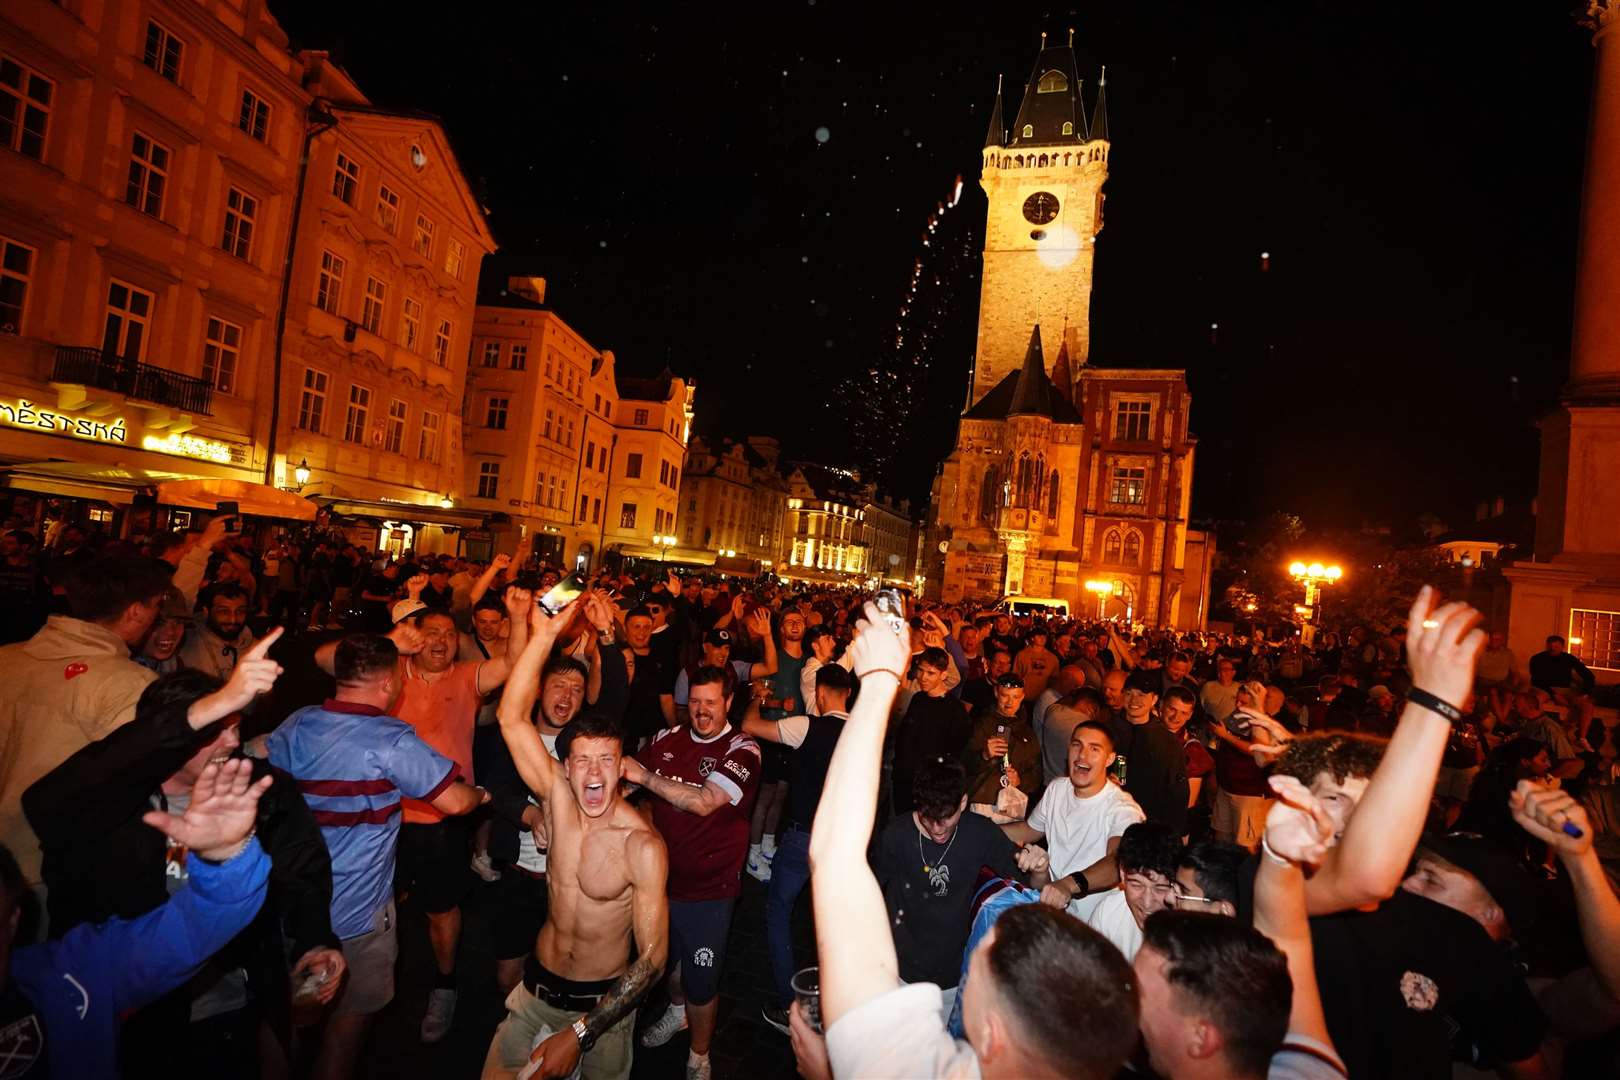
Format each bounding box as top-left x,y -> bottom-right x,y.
482,981 -> 634,1080
334,901 -> 397,1016
1213,789 -> 1270,848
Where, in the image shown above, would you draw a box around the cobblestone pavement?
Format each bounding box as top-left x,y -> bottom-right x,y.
355,867 -> 806,1079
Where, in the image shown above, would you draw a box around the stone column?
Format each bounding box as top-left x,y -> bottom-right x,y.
1569,2 -> 1620,399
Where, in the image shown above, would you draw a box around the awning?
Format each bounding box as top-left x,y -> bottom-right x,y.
319,497 -> 489,528
616,543 -> 716,565
1,460 -> 203,505
158,478 -> 317,521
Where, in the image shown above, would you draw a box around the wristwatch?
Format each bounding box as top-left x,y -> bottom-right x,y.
572,1016 -> 595,1052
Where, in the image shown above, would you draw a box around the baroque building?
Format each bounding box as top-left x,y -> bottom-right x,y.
925,33 -> 1204,627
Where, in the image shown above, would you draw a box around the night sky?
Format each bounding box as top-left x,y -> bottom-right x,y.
269,1 -> 1595,530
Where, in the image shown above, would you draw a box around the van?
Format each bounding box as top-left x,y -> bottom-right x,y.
1004,596 -> 1071,617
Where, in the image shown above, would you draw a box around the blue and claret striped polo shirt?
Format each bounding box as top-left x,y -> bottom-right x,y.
266,698 -> 457,939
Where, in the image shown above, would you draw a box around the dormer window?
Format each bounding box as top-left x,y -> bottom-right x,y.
1062,121 -> 1074,135
1037,70 -> 1068,94
1022,124 -> 1033,139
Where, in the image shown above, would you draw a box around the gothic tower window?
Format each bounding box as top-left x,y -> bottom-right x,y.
1037,70 -> 1068,94
1062,122 -> 1074,136
1103,528 -> 1123,562
980,465 -> 999,522
1022,124 -> 1033,139
1123,530 -> 1142,563
1015,452 -> 1033,508
1047,472 -> 1060,517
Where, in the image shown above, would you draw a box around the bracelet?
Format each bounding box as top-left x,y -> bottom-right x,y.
200,827 -> 257,866
1066,870 -> 1090,899
572,1016 -> 595,1052
1259,836 -> 1292,867
861,668 -> 906,683
1406,687 -> 1464,724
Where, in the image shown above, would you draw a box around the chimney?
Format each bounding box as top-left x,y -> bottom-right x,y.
507,275 -> 546,303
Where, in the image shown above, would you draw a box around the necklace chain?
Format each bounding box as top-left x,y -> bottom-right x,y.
918,820 -> 960,874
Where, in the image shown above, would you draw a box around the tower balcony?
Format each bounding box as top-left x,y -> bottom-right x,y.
51,345 -> 214,416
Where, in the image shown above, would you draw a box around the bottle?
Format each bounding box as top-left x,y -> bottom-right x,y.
1112,753 -> 1128,787
995,723 -> 1010,786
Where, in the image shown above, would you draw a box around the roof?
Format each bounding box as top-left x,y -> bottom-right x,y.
1009,37 -> 1086,148
984,74 -> 1006,149
1091,66 -> 1109,142
477,277 -> 549,311
964,328 -> 1083,423
617,367 -> 675,402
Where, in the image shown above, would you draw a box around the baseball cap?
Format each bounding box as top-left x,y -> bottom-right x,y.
994,672 -> 1025,690
1368,684 -> 1394,702
705,628 -> 733,647
1418,832 -> 1539,933
1125,669 -> 1161,695
392,598 -> 427,624
159,590 -> 193,621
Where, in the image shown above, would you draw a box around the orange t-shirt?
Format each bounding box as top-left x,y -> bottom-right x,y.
397,658 -> 485,823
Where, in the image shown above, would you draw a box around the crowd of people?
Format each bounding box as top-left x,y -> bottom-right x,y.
0,511 -> 1617,1079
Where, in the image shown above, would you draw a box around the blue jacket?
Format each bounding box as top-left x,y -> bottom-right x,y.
10,840 -> 269,1077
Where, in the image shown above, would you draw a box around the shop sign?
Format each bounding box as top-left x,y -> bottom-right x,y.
140,432 -> 238,465
0,399 -> 127,443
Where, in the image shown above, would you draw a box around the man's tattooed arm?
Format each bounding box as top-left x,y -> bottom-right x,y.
580,829 -> 670,1046
581,953 -> 660,1040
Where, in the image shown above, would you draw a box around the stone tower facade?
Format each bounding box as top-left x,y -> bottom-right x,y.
971,36 -> 1110,404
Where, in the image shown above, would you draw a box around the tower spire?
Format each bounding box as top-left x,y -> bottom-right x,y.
1008,326 -> 1053,417
1090,65 -> 1109,142
1008,29 -> 1085,146
1050,339 -> 1073,405
983,73 -> 1005,149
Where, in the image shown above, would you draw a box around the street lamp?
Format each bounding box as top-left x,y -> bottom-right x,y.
1084,578 -> 1114,619
293,458 -> 312,488
652,534 -> 676,562
1288,560 -> 1343,647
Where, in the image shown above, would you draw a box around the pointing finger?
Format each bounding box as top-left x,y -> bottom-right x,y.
244,626 -> 284,661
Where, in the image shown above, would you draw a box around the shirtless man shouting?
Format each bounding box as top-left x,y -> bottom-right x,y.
485,593 -> 669,1080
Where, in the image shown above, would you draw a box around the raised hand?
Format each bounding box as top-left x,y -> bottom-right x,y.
667,570 -> 680,596
583,590 -> 615,633
746,606 -> 772,639
527,596 -> 579,650
199,513 -> 232,550
505,584 -> 534,622
1510,779 -> 1593,856
1263,775 -> 1337,865
1404,585 -> 1485,708
207,627 -> 285,719
490,553 -> 513,573
142,758 -> 272,862
387,621 -> 426,656
846,601 -> 912,680
405,573 -> 428,597
730,595 -> 746,622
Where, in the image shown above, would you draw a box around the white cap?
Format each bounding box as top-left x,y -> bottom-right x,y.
392,598 -> 427,624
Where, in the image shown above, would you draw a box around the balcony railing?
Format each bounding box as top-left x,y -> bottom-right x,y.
52,346 -> 214,415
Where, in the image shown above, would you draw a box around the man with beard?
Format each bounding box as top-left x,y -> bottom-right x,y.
311,590 -> 531,1043
626,667 -> 761,1080
181,583 -> 254,680
484,594 -> 668,1080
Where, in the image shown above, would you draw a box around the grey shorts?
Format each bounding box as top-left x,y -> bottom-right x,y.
482,981 -> 634,1080
334,901 -> 397,1016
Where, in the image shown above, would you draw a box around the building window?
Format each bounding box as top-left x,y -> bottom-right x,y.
401,296 -> 421,350
481,341 -> 501,367
624,452 -> 643,479
619,503 -> 637,529
384,398 -> 407,454
486,396 -> 509,430
361,277 -> 386,334
1109,465 -> 1147,506
1570,609 -> 1620,672
238,89 -> 269,141
548,474 -> 559,508
220,187 -> 257,259
375,184 -> 399,232
343,384 -> 371,444
633,408 -> 649,426
0,57 -> 53,160
593,393 -> 601,412
418,410 -> 440,461
125,133 -> 170,217
659,460 -> 670,485
316,250 -> 345,313
445,237 -> 466,280
1022,123 -> 1034,138
433,319 -> 451,366
412,213 -> 434,258
543,408 -> 553,438
102,280 -> 152,359
670,466 -> 679,489
297,368 -> 328,432
1114,399 -> 1151,441
1122,530 -> 1142,563
142,21 -> 184,82
1046,472 -> 1060,518
202,316 -> 241,394
585,440 -> 595,470
565,418 -> 574,447
0,237 -> 34,334
592,498 -> 601,524
332,151 -> 359,204
579,494 -> 589,520
477,461 -> 500,499
510,344 -> 527,370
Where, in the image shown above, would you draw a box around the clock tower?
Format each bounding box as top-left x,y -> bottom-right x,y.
972,32 -> 1110,405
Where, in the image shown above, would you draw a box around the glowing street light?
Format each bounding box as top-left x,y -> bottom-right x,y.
1084,578 -> 1114,618
652,534 -> 677,562
1288,560 -> 1344,647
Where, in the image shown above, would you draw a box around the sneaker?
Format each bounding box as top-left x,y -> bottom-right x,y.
761,1003 -> 791,1035
640,1002 -> 688,1048
746,849 -> 773,883
686,1054 -> 712,1080
470,851 -> 501,883
421,987 -> 457,1043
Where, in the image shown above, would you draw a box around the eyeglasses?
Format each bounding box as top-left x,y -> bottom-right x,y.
1171,891 -> 1226,909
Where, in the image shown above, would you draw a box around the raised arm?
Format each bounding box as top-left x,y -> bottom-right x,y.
314,621 -> 423,675
1255,776 -> 1341,1056
473,584 -> 532,695
746,607 -> 778,680
497,591 -> 576,799
468,552 -> 512,607
1306,588 -> 1483,915
1511,781 -> 1620,1002
809,602 -> 910,1027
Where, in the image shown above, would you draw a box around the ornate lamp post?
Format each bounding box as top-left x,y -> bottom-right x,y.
1287,561 -> 1343,648
1084,578 -> 1114,619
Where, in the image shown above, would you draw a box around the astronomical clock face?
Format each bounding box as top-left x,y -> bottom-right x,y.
1022,191 -> 1059,224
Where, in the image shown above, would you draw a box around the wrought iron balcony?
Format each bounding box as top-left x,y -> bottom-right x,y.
52,346 -> 213,415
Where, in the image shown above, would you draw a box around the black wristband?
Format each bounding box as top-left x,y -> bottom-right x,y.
1067,870 -> 1090,899
1407,687 -> 1463,724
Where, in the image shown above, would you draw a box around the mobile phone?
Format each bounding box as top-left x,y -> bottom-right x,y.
874,588 -> 906,635
538,572 -> 586,616
216,501 -> 239,533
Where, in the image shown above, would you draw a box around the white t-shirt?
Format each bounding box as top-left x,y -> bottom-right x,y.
1027,777 -> 1144,919
1083,889 -> 1144,961
516,732 -> 560,873
827,982 -> 981,1079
